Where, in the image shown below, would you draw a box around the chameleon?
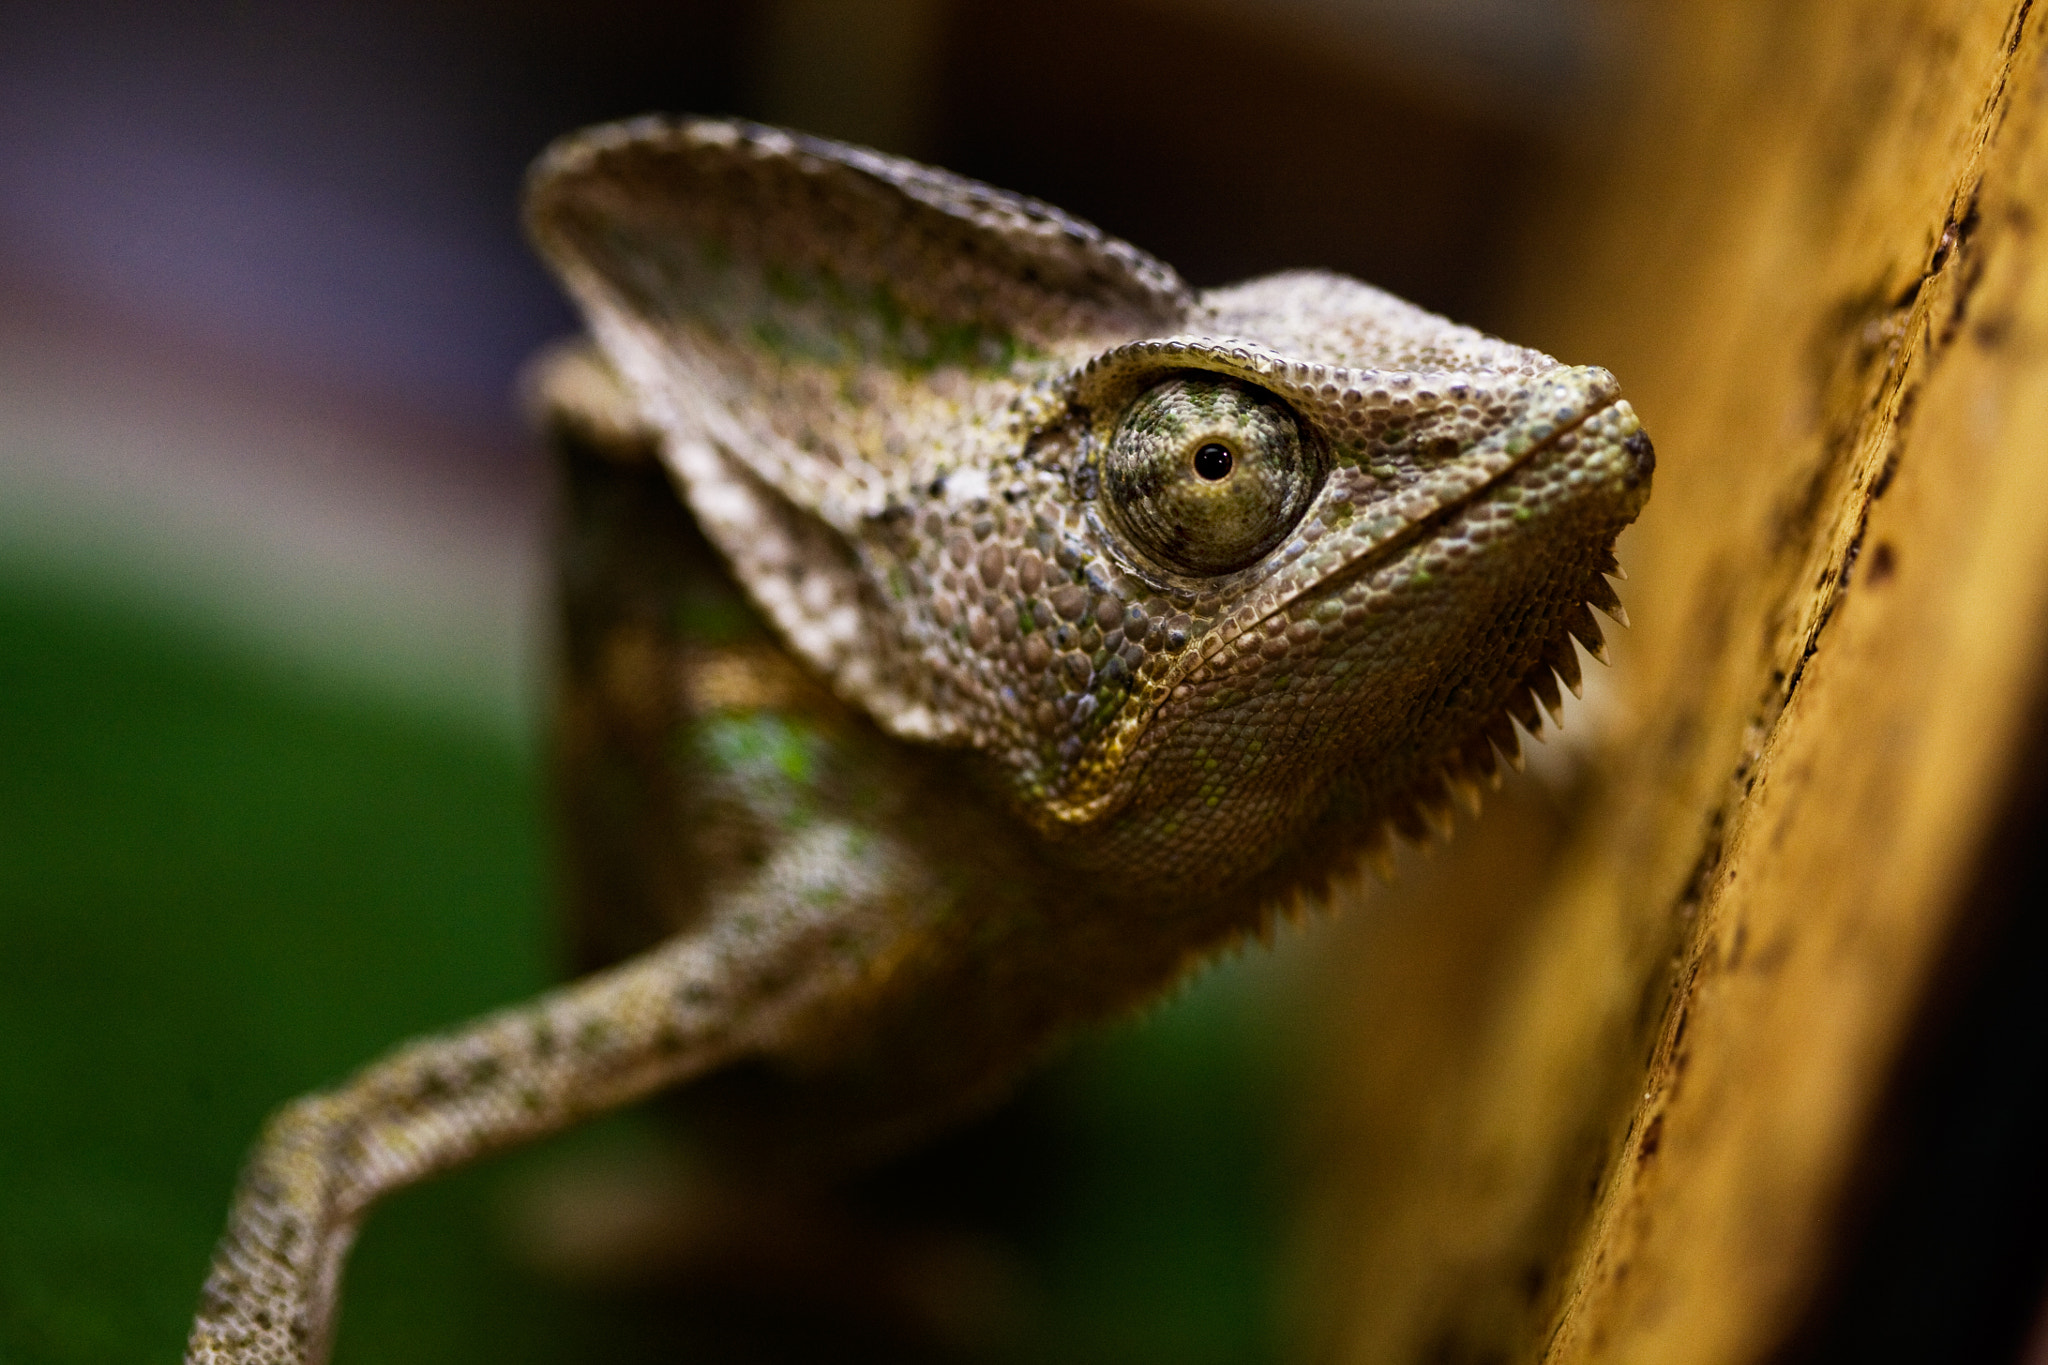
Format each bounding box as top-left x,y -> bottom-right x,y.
185,116 -> 1652,1364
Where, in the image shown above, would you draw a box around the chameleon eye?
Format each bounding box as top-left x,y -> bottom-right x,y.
1104,375 -> 1322,575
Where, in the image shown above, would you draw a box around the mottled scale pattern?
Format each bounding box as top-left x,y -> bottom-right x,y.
529,117 -> 1651,898
187,117 -> 1651,1365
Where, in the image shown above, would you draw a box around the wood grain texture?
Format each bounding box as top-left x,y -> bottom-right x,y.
1288,2 -> 2048,1360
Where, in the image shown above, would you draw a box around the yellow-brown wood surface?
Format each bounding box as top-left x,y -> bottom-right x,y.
1287,2 -> 2048,1361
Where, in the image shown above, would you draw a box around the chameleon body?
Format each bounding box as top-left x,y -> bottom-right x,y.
186,118 -> 1652,1363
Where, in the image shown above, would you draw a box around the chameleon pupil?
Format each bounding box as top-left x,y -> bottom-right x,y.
1194,443 -> 1234,480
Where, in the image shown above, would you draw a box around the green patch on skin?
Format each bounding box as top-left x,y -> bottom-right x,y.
750,318 -> 800,361
1078,690 -> 1126,739
696,231 -> 733,276
697,713 -> 825,789
732,255 -> 1037,378
764,261 -> 809,304
573,1018 -> 613,1055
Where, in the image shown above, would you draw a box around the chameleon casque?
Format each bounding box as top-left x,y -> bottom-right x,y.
186,117 -> 1652,1363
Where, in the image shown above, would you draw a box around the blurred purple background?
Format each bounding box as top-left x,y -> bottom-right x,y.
0,0 -> 1606,733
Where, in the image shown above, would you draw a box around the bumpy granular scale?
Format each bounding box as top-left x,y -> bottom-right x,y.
183,116 -> 1650,1365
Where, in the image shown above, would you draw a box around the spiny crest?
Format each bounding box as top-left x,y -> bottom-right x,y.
1364,560 -> 1631,865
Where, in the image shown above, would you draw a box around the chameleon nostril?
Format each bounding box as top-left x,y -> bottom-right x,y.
1624,429 -> 1657,481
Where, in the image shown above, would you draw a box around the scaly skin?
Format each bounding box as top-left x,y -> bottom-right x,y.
186,117 -> 1651,1364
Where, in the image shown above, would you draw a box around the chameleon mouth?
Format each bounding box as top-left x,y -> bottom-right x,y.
1350,405 -> 1653,855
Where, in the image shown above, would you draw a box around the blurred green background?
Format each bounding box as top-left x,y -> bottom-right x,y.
0,572 -> 1295,1364
0,0 -> 1596,1358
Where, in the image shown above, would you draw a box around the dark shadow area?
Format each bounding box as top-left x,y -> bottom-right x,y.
932,1 -> 1536,323
1783,641 -> 2048,1364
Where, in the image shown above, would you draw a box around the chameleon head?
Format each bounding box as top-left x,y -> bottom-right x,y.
1034,317 -> 1652,892
992,276 -> 1653,893
526,117 -> 1652,904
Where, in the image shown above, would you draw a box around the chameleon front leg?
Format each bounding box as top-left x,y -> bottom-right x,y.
186,817 -> 906,1365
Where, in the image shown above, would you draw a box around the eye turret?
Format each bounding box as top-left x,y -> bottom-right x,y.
1103,375 -> 1323,576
